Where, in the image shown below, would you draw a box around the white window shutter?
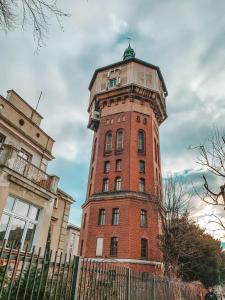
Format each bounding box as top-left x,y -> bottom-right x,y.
96,237 -> 104,256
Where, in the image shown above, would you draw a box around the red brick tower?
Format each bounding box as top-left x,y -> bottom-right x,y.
79,43 -> 168,273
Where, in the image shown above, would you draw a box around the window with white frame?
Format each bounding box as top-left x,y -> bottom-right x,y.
115,177 -> 121,191
108,78 -> 117,88
0,196 -> 40,251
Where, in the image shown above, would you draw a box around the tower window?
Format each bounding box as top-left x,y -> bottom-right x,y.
98,209 -> 106,225
115,177 -> 122,191
139,160 -> 145,173
80,240 -> 84,256
140,210 -> 147,227
112,208 -> 119,225
116,159 -> 122,171
92,138 -> 97,162
154,138 -> 157,163
103,179 -> 109,192
105,132 -> 113,153
141,238 -> 148,258
116,129 -> 124,151
110,237 -> 118,256
138,130 -> 145,153
83,213 -> 87,229
108,78 -> 117,88
104,161 -> 110,173
139,178 -> 145,193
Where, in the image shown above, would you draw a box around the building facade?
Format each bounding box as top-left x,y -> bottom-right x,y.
0,90 -> 74,254
64,223 -> 80,257
79,44 -> 168,273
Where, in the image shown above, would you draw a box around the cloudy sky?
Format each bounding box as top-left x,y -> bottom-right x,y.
1,0 -> 225,237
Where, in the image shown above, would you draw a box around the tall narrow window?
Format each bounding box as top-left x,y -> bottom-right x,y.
103,179 -> 109,192
116,129 -> 124,151
116,160 -> 122,171
139,160 -> 145,173
96,237 -> 104,256
98,209 -> 106,225
154,138 -> 157,163
141,239 -> 148,258
139,178 -> 145,193
115,177 -> 121,191
80,240 -> 84,256
104,161 -> 110,173
112,208 -> 119,225
138,130 -> 145,153
92,138 -> 97,162
157,144 -> 160,165
16,149 -> 32,176
140,210 -> 147,227
110,237 -> 118,256
105,132 -> 113,152
83,213 -> 87,229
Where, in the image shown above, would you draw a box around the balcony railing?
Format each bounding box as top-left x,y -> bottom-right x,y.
13,155 -> 52,191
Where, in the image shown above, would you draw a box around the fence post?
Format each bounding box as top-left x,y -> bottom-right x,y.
71,256 -> 80,300
125,268 -> 131,300
153,275 -> 156,300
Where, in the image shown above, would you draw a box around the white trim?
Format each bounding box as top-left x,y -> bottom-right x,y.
87,257 -> 163,266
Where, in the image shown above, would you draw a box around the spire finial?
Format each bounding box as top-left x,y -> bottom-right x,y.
128,37 -> 131,47
123,38 -> 135,61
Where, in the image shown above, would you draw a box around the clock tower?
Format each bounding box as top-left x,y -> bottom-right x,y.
79,43 -> 167,273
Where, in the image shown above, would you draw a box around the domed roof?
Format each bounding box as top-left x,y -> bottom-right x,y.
123,41 -> 135,60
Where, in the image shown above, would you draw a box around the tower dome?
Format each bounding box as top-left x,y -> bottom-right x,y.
123,41 -> 135,60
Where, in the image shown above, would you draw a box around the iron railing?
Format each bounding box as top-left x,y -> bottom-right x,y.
13,155 -> 52,191
0,240 -> 78,300
0,242 -> 205,300
76,259 -> 205,300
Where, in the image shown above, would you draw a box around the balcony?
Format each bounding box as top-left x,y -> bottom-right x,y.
13,155 -> 52,191
0,144 -> 59,194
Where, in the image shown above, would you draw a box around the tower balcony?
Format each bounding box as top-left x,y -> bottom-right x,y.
87,110 -> 100,131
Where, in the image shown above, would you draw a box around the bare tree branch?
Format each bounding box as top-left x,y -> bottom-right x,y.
0,0 -> 70,50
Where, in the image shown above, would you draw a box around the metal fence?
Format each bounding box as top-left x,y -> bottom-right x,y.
76,259 -> 205,300
0,242 -> 205,300
0,240 -> 78,300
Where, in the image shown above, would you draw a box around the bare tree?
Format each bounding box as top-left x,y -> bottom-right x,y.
159,175 -> 200,278
0,0 -> 70,49
194,129 -> 225,207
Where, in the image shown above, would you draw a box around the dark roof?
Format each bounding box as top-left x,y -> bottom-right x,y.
88,57 -> 168,96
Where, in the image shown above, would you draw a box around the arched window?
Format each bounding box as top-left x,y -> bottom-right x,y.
141,238 -> 148,258
139,160 -> 145,173
115,177 -> 122,191
92,138 -> 97,162
116,129 -> 124,151
139,178 -> 145,193
110,237 -> 118,256
105,132 -> 113,152
138,130 -> 145,153
112,208 -> 119,225
103,178 -> 109,192
140,210 -> 147,227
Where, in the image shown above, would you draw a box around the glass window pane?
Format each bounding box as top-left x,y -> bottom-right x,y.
0,213 -> 10,246
7,218 -> 25,250
28,206 -> 39,221
23,223 -> 36,251
4,196 -> 15,212
14,200 -> 29,217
